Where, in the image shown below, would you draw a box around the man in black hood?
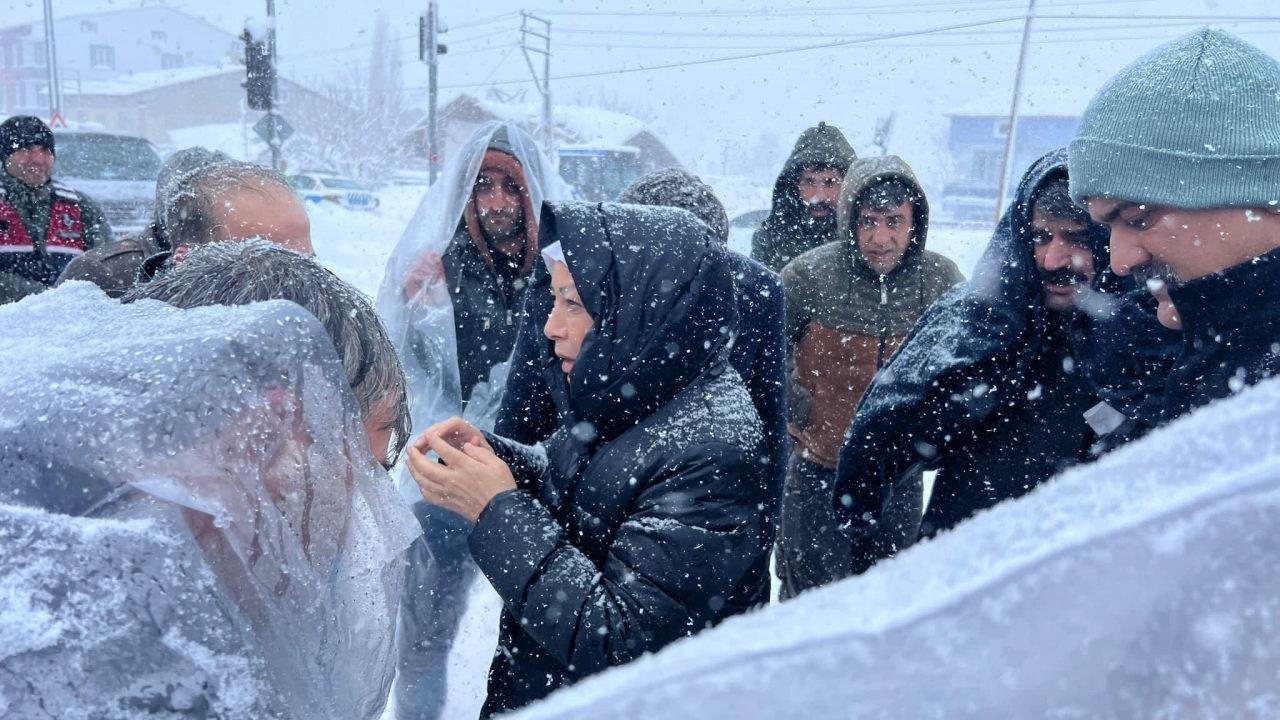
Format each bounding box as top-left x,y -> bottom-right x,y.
830,150 -> 1177,579
408,203 -> 773,717
751,122 -> 856,273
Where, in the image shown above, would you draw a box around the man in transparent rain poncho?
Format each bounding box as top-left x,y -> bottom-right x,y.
375,121 -> 566,719
0,250 -> 419,719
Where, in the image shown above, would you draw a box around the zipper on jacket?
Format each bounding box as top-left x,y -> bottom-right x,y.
879,275 -> 888,305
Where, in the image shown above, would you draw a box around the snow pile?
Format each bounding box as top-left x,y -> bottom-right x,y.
310,184 -> 429,298
512,377 -> 1280,719
0,283 -> 418,720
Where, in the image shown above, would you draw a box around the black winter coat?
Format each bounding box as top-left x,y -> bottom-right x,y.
468,202 -> 773,717
833,150 -> 1176,577
1159,245 -> 1280,421
495,244 -> 790,505
440,224 -> 531,403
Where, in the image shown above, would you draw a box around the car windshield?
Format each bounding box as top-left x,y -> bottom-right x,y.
55,134 -> 163,181
320,177 -> 366,190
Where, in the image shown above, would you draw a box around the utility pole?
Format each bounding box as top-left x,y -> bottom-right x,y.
520,12 -> 553,158
994,0 -> 1037,221
420,3 -> 447,183
266,0 -> 280,171
42,0 -> 61,119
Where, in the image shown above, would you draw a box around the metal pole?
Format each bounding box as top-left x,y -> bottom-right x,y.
427,1 -> 440,183
42,0 -> 61,117
520,12 -> 553,159
994,0 -> 1036,222
542,20 -> 552,157
266,0 -> 280,171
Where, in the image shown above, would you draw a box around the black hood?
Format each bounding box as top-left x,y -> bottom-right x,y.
538,201 -> 737,445
834,149 -> 1177,529
760,122 -> 856,238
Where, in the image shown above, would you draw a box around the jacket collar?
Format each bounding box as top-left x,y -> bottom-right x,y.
1169,245 -> 1280,341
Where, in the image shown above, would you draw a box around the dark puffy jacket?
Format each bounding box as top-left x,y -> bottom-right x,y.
750,122 -> 856,273
832,150 -> 1176,577
470,202 -> 773,717
1159,245 -> 1280,421
495,243 -> 790,503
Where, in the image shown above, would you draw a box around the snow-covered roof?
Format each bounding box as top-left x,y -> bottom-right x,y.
165,122 -> 264,162
75,64 -> 242,96
440,93 -> 653,147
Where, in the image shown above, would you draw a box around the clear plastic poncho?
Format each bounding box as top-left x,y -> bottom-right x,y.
375,121 -> 566,454
0,283 -> 420,720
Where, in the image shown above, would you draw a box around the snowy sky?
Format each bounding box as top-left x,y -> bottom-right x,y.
8,0 -> 1280,185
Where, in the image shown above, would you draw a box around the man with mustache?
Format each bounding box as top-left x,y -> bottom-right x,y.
751,122 -> 856,273
775,155 -> 962,597
1070,28 -> 1280,426
911,161 -> 1110,539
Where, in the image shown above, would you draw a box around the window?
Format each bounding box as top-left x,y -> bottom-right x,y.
152,30 -> 167,42
11,43 -> 22,68
161,53 -> 183,70
32,41 -> 46,67
81,21 -> 97,32
89,44 -> 115,69
291,175 -> 316,190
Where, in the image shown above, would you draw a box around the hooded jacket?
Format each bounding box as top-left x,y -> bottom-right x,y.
469,202 -> 773,717
782,155 -> 962,469
497,178 -> 790,503
831,150 -> 1178,578
750,123 -> 856,273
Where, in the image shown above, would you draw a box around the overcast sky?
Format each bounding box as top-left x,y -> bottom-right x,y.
10,0 -> 1280,186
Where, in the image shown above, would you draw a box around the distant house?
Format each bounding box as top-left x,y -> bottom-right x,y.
0,6 -> 240,119
408,93 -> 682,199
65,65 -> 350,159
941,91 -> 1087,223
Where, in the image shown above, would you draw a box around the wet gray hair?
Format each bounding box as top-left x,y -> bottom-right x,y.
161,160 -> 295,247
154,147 -> 233,238
122,240 -> 411,464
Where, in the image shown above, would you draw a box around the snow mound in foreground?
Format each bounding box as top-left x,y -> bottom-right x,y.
516,377 -> 1280,719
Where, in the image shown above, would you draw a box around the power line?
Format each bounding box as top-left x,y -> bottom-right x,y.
538,0 -> 1159,19
437,15 -> 1028,90
448,11 -> 520,31
551,18 -> 1258,51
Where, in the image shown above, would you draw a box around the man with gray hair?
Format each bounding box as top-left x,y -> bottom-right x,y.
60,152 -> 313,295
123,239 -> 408,467
58,147 -> 230,297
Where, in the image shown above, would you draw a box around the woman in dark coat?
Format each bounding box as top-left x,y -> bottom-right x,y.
408,202 -> 773,717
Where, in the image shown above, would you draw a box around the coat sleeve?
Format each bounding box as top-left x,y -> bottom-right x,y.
751,271 -> 790,502
467,442 -> 768,676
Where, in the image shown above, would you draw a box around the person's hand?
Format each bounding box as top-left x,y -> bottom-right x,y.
408,431 -> 515,522
415,416 -> 492,456
403,252 -> 448,306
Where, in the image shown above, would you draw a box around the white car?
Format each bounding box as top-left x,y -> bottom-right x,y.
289,172 -> 380,211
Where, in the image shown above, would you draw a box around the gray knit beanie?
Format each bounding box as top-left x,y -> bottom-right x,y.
1069,28 -> 1280,210
618,167 -> 729,244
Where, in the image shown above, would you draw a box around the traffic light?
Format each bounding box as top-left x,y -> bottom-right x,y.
242,30 -> 274,112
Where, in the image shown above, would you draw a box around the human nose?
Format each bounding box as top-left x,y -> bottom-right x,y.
544,305 -> 565,341
1108,232 -> 1147,277
1043,239 -> 1073,271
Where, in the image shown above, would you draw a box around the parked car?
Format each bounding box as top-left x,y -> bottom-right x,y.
53,130 -> 163,236
289,172 -> 380,211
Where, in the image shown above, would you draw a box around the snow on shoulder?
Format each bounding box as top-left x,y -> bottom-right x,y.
512,376 -> 1280,719
0,282 -> 417,720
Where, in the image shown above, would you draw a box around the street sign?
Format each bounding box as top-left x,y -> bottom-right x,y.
48,111 -> 67,128
253,114 -> 293,146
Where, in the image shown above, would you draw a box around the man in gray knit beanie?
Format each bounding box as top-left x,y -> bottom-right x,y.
1069,28 -> 1280,426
